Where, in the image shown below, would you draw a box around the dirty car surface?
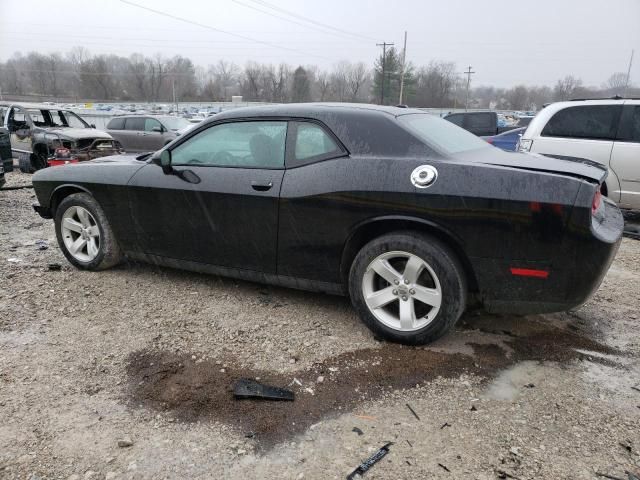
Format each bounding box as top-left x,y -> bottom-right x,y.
31,103 -> 624,344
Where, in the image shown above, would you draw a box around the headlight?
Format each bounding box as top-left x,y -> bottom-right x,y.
517,139 -> 533,152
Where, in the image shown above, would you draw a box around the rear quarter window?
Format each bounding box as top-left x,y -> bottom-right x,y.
125,117 -> 145,131
467,113 -> 494,128
107,117 -> 125,130
541,105 -> 622,140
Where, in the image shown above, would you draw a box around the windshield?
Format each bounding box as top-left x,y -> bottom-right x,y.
398,113 -> 491,155
48,110 -> 90,128
161,116 -> 191,131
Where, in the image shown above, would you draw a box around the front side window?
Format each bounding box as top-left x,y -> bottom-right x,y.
26,109 -> 47,126
62,111 -> 90,129
399,113 -> 491,155
144,118 -> 162,132
171,121 -> 287,168
294,122 -> 341,162
542,105 -> 621,140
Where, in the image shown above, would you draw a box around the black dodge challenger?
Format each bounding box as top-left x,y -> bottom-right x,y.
32,104 -> 623,344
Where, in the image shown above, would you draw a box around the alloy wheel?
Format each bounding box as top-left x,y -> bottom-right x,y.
61,206 -> 101,262
362,250 -> 442,332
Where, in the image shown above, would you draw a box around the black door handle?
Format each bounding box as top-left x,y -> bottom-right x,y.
251,181 -> 273,191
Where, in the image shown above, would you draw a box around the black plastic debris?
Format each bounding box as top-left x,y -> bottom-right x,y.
47,263 -> 62,271
35,240 -> 48,250
440,422 -> 451,429
438,463 -> 451,473
346,442 -> 393,480
405,403 -> 420,421
524,383 -> 535,388
233,378 -> 294,401
352,427 -> 364,436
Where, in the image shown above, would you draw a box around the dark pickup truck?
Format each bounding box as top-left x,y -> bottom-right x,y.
444,111 -> 519,137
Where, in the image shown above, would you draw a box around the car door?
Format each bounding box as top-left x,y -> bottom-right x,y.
122,117 -> 145,151
7,106 -> 33,154
611,104 -> 640,209
127,119 -> 287,273
140,117 -> 165,151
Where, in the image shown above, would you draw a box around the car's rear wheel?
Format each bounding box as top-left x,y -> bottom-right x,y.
55,193 -> 122,270
18,154 -> 34,173
349,232 -> 466,345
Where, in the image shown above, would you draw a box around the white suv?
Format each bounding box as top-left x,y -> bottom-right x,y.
518,98 -> 640,210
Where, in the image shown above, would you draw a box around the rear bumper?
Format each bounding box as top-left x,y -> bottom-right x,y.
474,198 -> 623,315
33,203 -> 52,219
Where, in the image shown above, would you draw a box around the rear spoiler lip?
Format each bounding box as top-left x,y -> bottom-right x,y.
539,153 -> 608,184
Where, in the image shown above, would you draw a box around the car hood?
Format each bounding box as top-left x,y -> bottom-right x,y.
461,149 -> 607,184
86,153 -> 144,165
44,128 -> 114,141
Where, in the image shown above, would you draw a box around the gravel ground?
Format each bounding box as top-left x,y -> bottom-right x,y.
1,170 -> 639,480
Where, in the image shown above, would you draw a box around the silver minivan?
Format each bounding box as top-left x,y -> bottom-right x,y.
106,115 -> 192,152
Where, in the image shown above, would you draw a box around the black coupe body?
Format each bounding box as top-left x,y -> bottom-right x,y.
32,104 -> 623,344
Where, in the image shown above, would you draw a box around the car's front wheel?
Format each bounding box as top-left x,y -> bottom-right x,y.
349,232 -> 467,345
55,193 -> 122,270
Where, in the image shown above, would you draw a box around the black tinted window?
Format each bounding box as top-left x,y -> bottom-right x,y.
617,106 -> 640,143
125,117 -> 145,131
294,122 -> 341,162
107,117 -> 125,130
542,105 -> 621,140
467,113 -> 493,128
445,114 -> 463,126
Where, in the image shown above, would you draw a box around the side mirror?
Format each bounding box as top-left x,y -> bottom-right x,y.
152,126 -> 162,133
90,124 -> 96,129
159,149 -> 172,174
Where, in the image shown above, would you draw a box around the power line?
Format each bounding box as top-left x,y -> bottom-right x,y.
247,0 -> 379,42
230,0 -> 367,43
118,0 -> 332,61
376,42 -> 394,105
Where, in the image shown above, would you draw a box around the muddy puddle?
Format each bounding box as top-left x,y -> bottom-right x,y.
126,314 -> 620,448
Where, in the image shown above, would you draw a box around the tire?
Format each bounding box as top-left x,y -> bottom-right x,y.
54,193 -> 122,271
18,155 -> 34,173
349,231 -> 467,345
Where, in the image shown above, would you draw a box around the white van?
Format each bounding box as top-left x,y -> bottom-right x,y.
518,98 -> 640,210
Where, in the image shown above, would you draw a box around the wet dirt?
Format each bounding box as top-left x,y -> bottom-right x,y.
126,313 -> 619,449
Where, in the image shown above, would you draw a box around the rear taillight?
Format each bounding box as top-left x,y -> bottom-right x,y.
485,138 -> 493,144
592,189 -> 602,216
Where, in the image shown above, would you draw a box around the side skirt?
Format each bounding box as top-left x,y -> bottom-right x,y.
124,251 -> 347,296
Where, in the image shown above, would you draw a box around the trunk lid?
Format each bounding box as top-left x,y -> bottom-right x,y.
460,149 -> 607,184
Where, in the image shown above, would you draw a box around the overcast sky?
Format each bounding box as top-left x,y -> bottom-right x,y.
1,0 -> 639,88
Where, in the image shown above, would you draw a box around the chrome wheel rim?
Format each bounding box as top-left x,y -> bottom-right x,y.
362,250 -> 442,332
61,206 -> 100,262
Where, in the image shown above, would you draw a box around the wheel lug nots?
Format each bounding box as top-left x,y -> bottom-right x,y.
394,280 -> 399,285
410,289 -> 415,295
402,296 -> 408,301
392,289 -> 398,295
404,279 -> 409,284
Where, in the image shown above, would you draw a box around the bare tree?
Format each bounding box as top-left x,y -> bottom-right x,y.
347,62 -> 369,102
605,72 -> 629,95
553,75 -> 583,101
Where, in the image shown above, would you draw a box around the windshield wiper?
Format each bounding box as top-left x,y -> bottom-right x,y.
136,152 -> 154,161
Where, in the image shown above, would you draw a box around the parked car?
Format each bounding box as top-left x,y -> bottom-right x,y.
518,98 -> 640,210
444,111 -> 518,136
31,104 -> 622,345
106,115 -> 193,152
515,115 -> 535,127
483,127 -> 526,151
0,126 -> 12,173
0,102 -> 122,173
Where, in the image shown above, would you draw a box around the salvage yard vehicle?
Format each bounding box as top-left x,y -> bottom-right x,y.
106,115 -> 193,152
444,111 -> 518,136
518,98 -> 640,210
0,102 -> 123,173
31,104 -> 623,345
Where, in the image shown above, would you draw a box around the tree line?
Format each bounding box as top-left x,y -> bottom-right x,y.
0,46 -> 636,110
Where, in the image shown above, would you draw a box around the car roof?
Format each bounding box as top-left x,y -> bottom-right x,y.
0,101 -> 67,110
212,103 -> 425,122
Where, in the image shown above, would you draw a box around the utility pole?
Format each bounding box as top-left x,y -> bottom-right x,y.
376,41 -> 394,105
398,31 -> 408,105
623,49 -> 634,97
172,78 -> 178,114
464,65 -> 475,111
